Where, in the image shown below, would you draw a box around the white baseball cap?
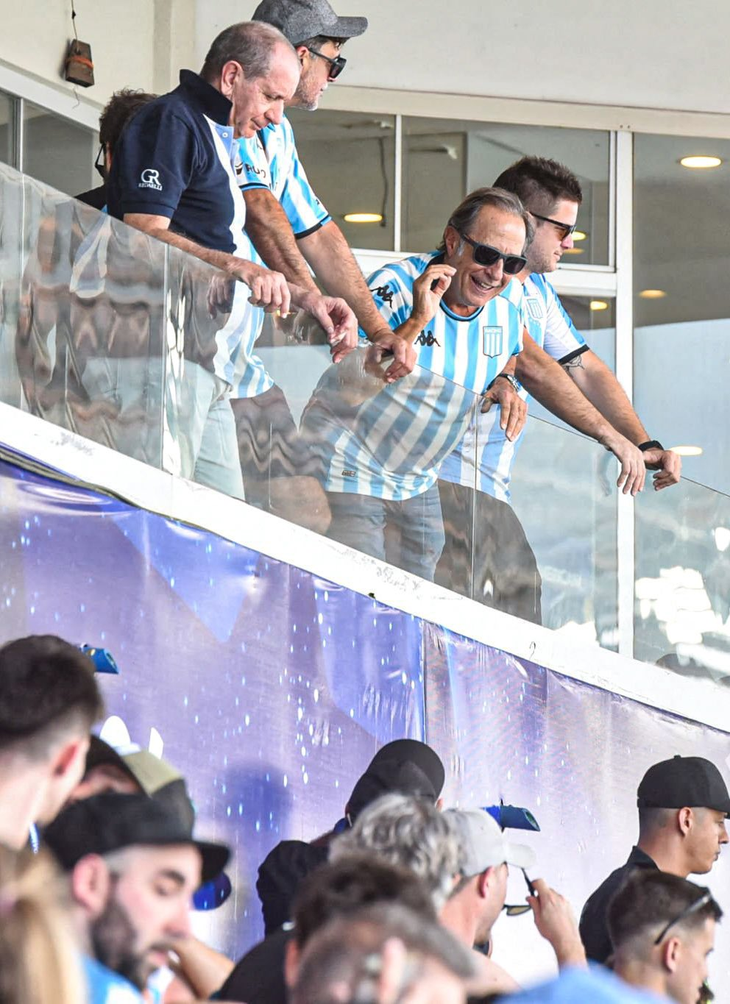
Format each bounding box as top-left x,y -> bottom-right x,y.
446,808 -> 536,877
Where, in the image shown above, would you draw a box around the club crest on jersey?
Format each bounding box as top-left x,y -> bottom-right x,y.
525,297 -> 544,321
482,326 -> 504,357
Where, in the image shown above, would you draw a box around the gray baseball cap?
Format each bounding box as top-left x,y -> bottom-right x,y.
252,0 -> 368,46
446,809 -> 536,878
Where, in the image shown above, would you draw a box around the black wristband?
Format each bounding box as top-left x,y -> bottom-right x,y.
638,440 -> 664,452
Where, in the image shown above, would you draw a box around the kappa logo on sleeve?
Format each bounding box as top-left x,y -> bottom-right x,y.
138,169 -> 163,191
372,284 -> 394,306
482,325 -> 504,357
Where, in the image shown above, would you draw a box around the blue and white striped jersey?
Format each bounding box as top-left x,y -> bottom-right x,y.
439,271 -> 588,502
238,116 -> 331,237
230,116 -> 332,399
300,251 -> 525,501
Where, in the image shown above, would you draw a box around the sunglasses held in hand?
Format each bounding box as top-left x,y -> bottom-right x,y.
503,869 -> 537,917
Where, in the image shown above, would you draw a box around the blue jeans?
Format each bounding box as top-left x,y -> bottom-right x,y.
326,485 -> 446,582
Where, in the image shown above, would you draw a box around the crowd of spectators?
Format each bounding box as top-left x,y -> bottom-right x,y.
0,633 -> 727,1004
16,0 -> 684,625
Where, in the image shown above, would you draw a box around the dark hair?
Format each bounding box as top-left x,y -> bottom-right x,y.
99,88 -> 156,156
608,870 -> 722,953
292,853 -> 437,948
438,186 -> 532,253
494,156 -> 583,216
637,805 -> 677,836
0,636 -> 103,759
297,33 -> 348,48
201,21 -> 294,83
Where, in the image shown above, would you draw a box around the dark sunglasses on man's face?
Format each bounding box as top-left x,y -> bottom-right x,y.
530,211 -> 577,242
503,869 -> 537,917
458,232 -> 527,275
307,47 -> 347,81
94,143 -> 106,180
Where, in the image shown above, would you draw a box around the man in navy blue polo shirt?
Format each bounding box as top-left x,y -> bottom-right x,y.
108,21 -> 356,498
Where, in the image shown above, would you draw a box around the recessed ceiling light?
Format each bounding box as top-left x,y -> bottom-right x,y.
639,289 -> 667,299
343,212 -> 383,223
589,300 -> 609,311
669,445 -> 703,457
562,247 -> 584,256
679,156 -> 722,169
572,230 -> 588,241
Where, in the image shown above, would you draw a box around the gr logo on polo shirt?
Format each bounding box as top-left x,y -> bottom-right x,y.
139,169 -> 163,191
482,325 -> 503,357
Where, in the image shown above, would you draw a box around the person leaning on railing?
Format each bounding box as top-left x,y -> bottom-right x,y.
106,21 -> 358,499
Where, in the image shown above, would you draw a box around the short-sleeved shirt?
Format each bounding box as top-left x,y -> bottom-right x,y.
237,116 -> 331,238
107,70 -> 272,394
229,117 -> 331,399
301,251 -> 525,501
579,846 -> 659,963
439,271 -> 588,502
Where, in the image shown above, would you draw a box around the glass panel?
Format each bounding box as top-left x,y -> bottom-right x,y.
286,109 -> 396,250
508,416 -> 619,647
528,294 -> 615,427
0,90 -> 14,168
1,162 -> 167,467
635,478 -> 730,679
402,118 -> 610,263
23,101 -> 97,197
634,133 -> 730,496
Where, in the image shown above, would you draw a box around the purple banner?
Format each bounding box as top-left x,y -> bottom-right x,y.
1,452 -> 729,990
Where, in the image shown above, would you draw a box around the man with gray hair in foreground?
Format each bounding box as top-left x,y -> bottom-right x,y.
290,902 -> 475,1004
331,795 -> 585,994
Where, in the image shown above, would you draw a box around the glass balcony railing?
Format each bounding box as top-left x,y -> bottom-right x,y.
1,161 -> 725,675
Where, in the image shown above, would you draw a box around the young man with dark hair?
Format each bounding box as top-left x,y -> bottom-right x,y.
609,870 -> 722,1004
0,634 -> 103,848
76,89 -> 157,209
437,156 -> 681,620
580,755 -> 729,964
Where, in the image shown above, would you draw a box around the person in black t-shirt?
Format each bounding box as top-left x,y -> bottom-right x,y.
580,755 -> 729,964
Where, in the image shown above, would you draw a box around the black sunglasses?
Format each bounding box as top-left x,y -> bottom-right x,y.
503,869 -> 536,917
530,211 -> 577,241
653,890 -> 713,946
307,47 -> 347,81
458,232 -> 527,275
94,143 -> 106,180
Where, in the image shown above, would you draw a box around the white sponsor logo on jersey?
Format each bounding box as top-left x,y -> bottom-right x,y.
139,168 -> 163,191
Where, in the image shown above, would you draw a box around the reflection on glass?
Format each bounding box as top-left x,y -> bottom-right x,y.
287,109 -> 396,251
23,101 -> 97,197
634,133 -> 730,497
509,417 -> 618,647
0,90 -> 13,168
635,479 -> 730,681
402,118 -> 610,262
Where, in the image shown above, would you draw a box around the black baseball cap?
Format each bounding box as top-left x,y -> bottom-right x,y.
637,755 -> 730,815
252,0 -> 368,46
43,792 -> 230,884
346,740 -> 445,821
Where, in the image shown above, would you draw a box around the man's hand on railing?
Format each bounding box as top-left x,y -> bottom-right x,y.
293,289 -> 359,364
641,447 -> 682,491
599,429 -> 647,495
481,379 -> 528,442
367,329 -> 417,384
228,259 -> 292,315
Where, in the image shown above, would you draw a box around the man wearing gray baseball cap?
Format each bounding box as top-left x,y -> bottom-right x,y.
229,1 -> 414,510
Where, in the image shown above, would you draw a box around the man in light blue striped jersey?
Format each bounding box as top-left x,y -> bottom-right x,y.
437,157 -> 682,622
299,188 -> 531,581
